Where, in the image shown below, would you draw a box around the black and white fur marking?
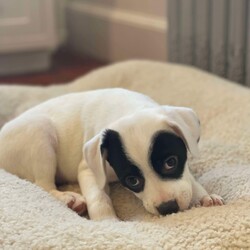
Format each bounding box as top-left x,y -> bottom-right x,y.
101,129 -> 145,193
150,131 -> 187,180
0,88 -> 224,220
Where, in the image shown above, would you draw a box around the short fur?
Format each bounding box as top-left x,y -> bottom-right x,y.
0,88 -> 224,220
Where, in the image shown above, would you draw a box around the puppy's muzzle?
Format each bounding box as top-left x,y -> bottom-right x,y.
157,200 -> 179,215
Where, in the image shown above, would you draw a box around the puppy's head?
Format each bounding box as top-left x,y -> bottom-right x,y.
84,106 -> 200,216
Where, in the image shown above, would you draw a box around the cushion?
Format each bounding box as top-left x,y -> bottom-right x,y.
0,60 -> 249,249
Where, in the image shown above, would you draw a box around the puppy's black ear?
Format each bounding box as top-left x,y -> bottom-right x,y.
100,129 -> 123,171
100,129 -> 118,158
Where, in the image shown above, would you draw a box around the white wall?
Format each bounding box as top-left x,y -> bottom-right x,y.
66,0 -> 167,62
0,0 -> 67,75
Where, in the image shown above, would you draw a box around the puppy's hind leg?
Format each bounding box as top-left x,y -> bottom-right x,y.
29,118 -> 87,215
33,142 -> 86,215
0,116 -> 86,215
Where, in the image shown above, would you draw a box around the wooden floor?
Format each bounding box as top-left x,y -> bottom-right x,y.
0,50 -> 106,86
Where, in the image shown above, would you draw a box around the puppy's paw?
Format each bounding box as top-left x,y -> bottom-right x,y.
51,190 -> 87,215
198,194 -> 224,207
65,192 -> 87,215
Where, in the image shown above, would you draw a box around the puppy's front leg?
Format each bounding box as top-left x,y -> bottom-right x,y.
78,159 -> 118,221
189,173 -> 224,207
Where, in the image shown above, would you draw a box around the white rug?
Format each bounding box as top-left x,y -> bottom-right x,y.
0,60 -> 250,249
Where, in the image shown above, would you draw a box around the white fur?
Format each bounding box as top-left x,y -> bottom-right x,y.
0,88 -> 223,220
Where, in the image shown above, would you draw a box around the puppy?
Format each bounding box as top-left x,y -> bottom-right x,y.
0,88 -> 224,220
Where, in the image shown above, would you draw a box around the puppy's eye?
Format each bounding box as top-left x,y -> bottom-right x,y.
125,176 -> 144,191
163,156 -> 178,171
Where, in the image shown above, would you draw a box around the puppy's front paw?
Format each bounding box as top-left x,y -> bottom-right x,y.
198,194 -> 224,207
51,190 -> 87,215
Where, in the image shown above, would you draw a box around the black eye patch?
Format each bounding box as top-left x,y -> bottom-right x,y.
149,131 -> 187,179
101,129 -> 145,193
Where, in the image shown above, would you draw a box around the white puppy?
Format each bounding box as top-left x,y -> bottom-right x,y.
0,88 -> 223,220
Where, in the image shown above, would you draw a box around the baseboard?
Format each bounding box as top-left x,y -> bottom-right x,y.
66,2 -> 167,61
0,51 -> 51,76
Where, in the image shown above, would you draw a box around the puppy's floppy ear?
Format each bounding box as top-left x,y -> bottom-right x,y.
83,132 -> 108,190
162,106 -> 201,157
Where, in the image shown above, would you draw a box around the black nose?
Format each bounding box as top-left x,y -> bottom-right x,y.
157,200 -> 179,215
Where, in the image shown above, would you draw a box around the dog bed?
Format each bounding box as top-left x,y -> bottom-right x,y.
0,60 -> 250,249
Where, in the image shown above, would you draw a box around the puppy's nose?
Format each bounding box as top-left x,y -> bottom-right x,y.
157,200 -> 179,215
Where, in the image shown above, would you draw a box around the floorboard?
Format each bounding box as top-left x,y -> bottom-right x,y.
0,50 -> 106,86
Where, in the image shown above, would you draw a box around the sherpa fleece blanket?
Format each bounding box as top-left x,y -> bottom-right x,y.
0,61 -> 250,249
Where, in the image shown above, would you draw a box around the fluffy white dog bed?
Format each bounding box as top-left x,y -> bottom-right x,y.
0,61 -> 250,249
